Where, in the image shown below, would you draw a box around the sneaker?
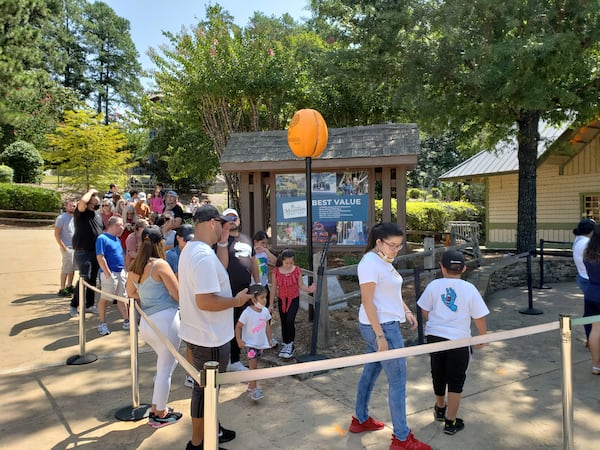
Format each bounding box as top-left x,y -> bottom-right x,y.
227,361 -> 248,372
85,305 -> 98,314
57,288 -> 69,297
434,404 -> 446,421
444,418 -> 465,435
67,285 -> 75,295
218,423 -> 236,443
250,387 -> 264,401
147,410 -> 183,428
97,322 -> 110,336
390,431 -> 432,450
185,441 -> 227,450
282,342 -> 295,359
122,319 -> 130,330
349,416 -> 385,433
69,306 -> 79,317
278,343 -> 290,358
184,376 -> 194,388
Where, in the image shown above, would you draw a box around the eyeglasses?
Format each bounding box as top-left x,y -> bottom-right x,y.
382,239 -> 404,251
102,204 -> 111,207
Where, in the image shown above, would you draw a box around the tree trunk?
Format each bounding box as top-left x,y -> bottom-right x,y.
516,110 -> 540,253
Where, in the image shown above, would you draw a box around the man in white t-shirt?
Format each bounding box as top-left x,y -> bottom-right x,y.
417,250 -> 489,436
178,205 -> 252,450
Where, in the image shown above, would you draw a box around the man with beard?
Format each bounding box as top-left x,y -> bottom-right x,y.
216,208 -> 260,372
163,190 -> 184,231
70,189 -> 103,317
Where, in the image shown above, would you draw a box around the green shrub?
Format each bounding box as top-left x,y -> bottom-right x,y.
406,202 -> 447,232
430,187 -> 441,199
0,183 -> 61,212
0,140 -> 44,184
407,187 -> 423,200
445,201 -> 482,221
0,165 -> 13,183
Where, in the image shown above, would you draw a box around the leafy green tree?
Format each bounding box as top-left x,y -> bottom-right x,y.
0,140 -> 44,183
312,0 -> 600,252
82,1 -> 142,124
44,109 -> 134,192
0,0 -> 52,126
148,5 -> 326,209
408,133 -> 464,190
0,165 -> 13,183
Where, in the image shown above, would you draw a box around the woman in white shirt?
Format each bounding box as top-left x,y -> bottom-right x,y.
573,218 -> 595,340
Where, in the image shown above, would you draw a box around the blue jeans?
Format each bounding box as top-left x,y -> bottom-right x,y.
355,321 -> 410,440
577,275 -> 591,338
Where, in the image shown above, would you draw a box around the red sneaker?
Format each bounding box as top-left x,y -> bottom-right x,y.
390,431 -> 431,450
348,416 -> 385,433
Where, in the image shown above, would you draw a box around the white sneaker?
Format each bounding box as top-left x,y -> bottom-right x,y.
282,342 -> 295,359
227,361 -> 248,372
98,322 -> 110,336
69,306 -> 78,317
122,319 -> 130,330
184,376 -> 194,388
85,305 -> 98,314
278,343 -> 290,358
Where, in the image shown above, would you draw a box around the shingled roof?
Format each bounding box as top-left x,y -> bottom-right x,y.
220,123 -> 420,172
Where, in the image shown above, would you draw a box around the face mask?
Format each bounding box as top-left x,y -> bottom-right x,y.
253,302 -> 264,311
377,250 -> 394,263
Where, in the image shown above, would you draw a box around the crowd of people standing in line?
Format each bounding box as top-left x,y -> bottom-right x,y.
54,185 -> 600,449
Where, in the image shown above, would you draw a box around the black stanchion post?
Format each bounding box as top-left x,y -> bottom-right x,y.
519,251 -> 543,315
116,297 -> 152,421
537,239 -> 551,289
413,266 -> 424,345
66,279 -> 98,365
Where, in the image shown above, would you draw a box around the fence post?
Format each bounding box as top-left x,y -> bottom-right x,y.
423,237 -> 435,270
66,279 -> 98,365
519,252 -> 543,315
538,239 -> 551,289
204,361 -> 220,450
559,315 -> 574,450
115,297 -> 151,421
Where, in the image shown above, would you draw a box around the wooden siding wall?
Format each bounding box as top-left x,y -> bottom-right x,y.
487,136 -> 600,247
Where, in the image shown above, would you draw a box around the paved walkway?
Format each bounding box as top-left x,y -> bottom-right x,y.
0,227 -> 598,449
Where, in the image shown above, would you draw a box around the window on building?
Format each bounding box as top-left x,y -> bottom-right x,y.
582,193 -> 600,221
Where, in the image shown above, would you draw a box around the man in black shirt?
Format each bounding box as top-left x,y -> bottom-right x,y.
70,188 -> 104,317
163,190 -> 184,231
215,208 -> 259,371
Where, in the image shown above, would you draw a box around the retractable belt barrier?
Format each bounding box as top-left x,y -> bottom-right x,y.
71,279 -> 600,450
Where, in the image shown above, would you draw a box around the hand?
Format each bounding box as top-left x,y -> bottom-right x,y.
376,335 -> 388,352
405,312 -> 418,331
234,288 -> 252,307
308,284 -> 317,293
237,340 -> 245,349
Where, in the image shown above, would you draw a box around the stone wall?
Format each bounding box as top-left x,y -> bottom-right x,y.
487,256 -> 577,293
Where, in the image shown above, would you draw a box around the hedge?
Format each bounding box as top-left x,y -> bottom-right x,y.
0,183 -> 62,212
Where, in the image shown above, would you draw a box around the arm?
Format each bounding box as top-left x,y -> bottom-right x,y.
266,319 -> 273,347
360,282 -> 388,352
269,271 -> 277,313
195,288 -> 251,312
96,253 -> 111,275
235,321 -> 245,349
54,226 -> 66,252
402,301 -> 418,330
250,256 -> 260,284
215,225 -> 231,267
125,273 -> 140,299
155,259 -> 179,302
298,268 -> 316,293
473,317 -> 487,349
77,189 -> 97,212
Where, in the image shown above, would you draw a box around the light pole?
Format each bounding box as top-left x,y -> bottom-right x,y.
287,108 -> 328,324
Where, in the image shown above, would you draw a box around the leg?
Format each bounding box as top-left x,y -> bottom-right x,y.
285,297 -> 300,343
379,322 -> 411,441
278,298 -> 289,343
589,322 -> 600,369
85,253 -> 99,308
355,323 -> 383,422
446,392 -> 462,421
445,346 -> 470,420
229,305 -> 245,364
247,352 -> 258,390
60,272 -> 68,290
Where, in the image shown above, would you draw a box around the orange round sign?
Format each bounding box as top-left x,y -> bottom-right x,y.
287,109 -> 328,158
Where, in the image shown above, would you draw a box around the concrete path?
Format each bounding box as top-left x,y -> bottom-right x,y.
0,227 -> 597,449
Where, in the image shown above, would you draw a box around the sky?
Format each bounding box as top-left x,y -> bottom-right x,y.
101,0 -> 311,86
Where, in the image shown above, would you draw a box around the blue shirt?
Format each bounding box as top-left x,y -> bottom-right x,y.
166,246 -> 181,274
96,233 -> 124,273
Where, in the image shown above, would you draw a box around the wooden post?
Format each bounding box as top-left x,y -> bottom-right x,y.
424,237 -> 435,270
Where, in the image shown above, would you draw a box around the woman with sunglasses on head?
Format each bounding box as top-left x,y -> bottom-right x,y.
125,225 -> 183,428
349,222 -> 430,450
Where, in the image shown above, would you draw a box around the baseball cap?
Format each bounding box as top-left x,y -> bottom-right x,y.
142,225 -> 163,244
193,205 -> 236,223
176,223 -> 194,241
573,218 -> 595,236
138,192 -> 146,201
166,190 -> 178,197
441,250 -> 465,272
222,208 -> 239,218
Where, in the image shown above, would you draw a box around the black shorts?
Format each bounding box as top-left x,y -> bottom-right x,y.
186,340 -> 230,419
427,335 -> 471,395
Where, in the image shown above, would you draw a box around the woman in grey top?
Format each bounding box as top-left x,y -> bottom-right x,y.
126,225 -> 182,428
